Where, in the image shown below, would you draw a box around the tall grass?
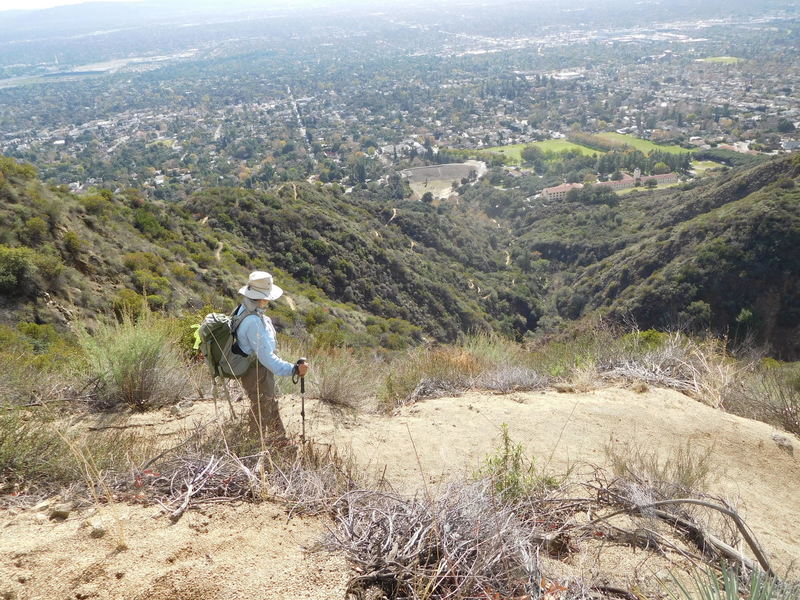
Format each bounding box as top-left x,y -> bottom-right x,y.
79,312 -> 190,411
605,439 -> 717,501
728,365 -> 800,435
0,406 -> 156,492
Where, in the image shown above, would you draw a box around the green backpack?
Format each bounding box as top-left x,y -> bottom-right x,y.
194,306 -> 257,380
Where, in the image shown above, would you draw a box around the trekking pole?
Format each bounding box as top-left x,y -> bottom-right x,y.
295,358 -> 307,444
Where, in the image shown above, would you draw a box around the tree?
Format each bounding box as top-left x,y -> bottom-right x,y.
652,161 -> 671,175
421,191 -> 434,203
644,178 -> 658,189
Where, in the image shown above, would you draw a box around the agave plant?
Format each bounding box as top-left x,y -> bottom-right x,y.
667,566 -> 797,600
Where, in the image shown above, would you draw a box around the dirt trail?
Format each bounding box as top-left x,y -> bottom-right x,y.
1,501 -> 346,600
2,386 -> 798,599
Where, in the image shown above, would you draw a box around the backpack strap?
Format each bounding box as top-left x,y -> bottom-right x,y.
229,304 -> 258,355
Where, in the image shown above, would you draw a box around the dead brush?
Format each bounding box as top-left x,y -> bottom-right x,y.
328,481 -> 541,600
473,365 -> 549,394
600,333 -> 741,407
142,431 -> 365,520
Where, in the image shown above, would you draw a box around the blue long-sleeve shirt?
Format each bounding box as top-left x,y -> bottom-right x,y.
234,307 -> 294,377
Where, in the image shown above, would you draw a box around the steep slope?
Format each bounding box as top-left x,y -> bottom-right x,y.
0,156 -> 538,344
512,155 -> 800,357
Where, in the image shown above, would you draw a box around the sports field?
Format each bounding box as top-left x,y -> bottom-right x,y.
485,139 -> 598,163
691,160 -> 726,174
594,132 -> 687,154
697,56 -> 744,64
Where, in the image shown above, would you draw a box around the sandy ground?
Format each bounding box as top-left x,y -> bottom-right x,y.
2,386 -> 798,599
293,387 -> 800,570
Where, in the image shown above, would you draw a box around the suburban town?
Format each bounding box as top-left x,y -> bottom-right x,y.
0,3 -> 797,199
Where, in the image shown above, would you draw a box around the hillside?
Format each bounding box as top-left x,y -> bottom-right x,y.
498,155 -> 800,358
1,153 -> 799,358
0,156 -> 534,347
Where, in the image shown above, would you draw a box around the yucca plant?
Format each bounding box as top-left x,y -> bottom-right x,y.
667,566 -> 796,600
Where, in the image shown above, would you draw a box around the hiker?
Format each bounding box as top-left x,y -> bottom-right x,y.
235,271 -> 308,442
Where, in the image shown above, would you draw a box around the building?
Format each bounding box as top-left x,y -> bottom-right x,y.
595,172 -> 637,191
640,172 -> 680,185
542,182 -> 583,201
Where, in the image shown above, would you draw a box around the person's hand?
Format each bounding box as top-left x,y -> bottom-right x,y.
295,358 -> 309,378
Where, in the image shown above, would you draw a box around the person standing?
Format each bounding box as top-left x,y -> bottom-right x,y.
234,271 -> 308,443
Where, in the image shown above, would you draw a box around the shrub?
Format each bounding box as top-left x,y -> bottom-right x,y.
78,313 -> 190,411
78,193 -> 112,215
477,424 -> 561,501
23,217 -> 48,245
112,289 -> 146,319
123,252 -> 165,274
0,244 -> 36,294
31,250 -> 64,283
62,230 -> 84,257
605,439 -> 716,501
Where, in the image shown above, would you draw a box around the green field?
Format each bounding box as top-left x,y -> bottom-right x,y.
485,139 -> 599,163
698,56 -> 744,64
691,160 -> 726,174
616,181 -> 682,195
594,132 -> 687,154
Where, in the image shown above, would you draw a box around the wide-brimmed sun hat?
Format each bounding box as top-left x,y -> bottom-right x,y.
238,271 -> 283,301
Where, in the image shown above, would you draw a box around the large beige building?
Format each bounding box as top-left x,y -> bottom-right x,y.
542,182 -> 583,200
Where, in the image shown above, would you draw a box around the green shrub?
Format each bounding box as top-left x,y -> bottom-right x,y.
621,328 -> 670,352
123,252 -> 164,274
132,268 -> 170,296
31,250 -> 64,282
62,230 -> 84,257
477,424 -> 561,501
79,312 -> 190,411
170,262 -> 195,284
0,245 -> 36,294
112,289 -> 146,319
23,216 -> 48,245
78,193 -> 113,215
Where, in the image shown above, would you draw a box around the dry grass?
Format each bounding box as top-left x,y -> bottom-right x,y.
308,347 -> 384,411
605,439 -> 717,502
78,312 -> 190,411
726,367 -> 800,435
599,333 -> 742,408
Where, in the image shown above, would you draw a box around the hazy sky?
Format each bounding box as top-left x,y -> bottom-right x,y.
0,0 -> 137,10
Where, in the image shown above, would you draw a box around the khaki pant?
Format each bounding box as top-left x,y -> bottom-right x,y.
240,362 -> 287,441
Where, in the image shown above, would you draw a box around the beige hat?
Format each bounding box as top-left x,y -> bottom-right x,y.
238,271 -> 283,301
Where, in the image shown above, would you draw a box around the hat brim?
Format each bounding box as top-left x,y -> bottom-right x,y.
238,284 -> 283,301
